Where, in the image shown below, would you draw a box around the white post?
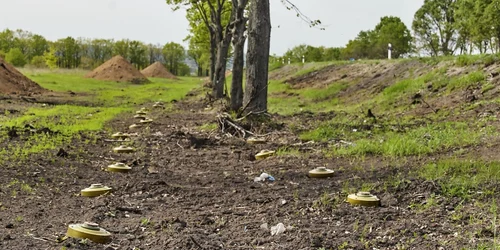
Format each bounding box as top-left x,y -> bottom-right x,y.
282,58 -> 284,64
288,58 -> 290,65
302,55 -> 305,63
388,43 -> 392,60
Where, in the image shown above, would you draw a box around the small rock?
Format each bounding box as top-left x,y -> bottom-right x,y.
260,223 -> 268,231
5,223 -> 14,229
280,199 -> 287,206
270,223 -> 286,236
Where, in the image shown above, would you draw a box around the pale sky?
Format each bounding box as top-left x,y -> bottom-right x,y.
0,0 -> 424,55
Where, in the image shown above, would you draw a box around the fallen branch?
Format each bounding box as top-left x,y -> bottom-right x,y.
190,236 -> 206,250
116,206 -> 142,214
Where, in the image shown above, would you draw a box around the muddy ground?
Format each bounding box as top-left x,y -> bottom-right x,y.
0,95 -> 498,250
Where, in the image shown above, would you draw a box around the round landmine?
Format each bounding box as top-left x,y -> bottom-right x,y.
133,114 -> 147,120
153,102 -> 164,108
111,132 -> 130,140
113,145 -> 135,153
136,110 -> 148,115
247,137 -> 266,145
255,150 -> 275,160
139,118 -> 153,124
81,184 -> 113,197
308,167 -> 335,178
107,162 -> 132,173
347,192 -> 381,207
129,124 -> 143,129
66,222 -> 112,244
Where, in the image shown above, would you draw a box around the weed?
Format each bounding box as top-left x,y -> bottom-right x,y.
420,159 -> 500,198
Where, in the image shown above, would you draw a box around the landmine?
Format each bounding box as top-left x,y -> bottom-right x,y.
139,118 -> 153,124
255,150 -> 275,160
111,132 -> 130,140
129,124 -> 143,129
134,114 -> 147,120
81,184 -> 112,197
66,222 -> 112,244
113,145 -> 135,153
308,167 -> 335,178
247,137 -> 266,145
107,162 -> 132,173
347,191 -> 381,207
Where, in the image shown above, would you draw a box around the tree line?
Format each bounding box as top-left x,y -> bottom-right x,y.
277,0 -> 500,63
0,29 -> 192,76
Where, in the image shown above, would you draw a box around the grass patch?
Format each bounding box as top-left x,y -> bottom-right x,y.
310,121 -> 492,157
1,70 -> 201,163
420,159 -> 500,198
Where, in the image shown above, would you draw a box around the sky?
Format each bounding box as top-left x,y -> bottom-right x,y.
0,0 -> 424,55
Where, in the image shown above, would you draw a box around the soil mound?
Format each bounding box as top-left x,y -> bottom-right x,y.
0,57 -> 45,95
141,62 -> 178,79
85,55 -> 149,83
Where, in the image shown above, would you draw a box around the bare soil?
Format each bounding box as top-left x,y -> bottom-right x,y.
0,95 -> 498,250
0,57 -> 45,96
85,56 -> 150,84
141,62 -> 178,80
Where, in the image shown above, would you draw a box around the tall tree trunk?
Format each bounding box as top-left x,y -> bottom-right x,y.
209,32 -> 216,87
243,0 -> 271,113
213,35 -> 231,98
230,0 -> 249,111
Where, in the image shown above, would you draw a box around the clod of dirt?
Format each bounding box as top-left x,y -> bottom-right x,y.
141,62 -> 178,79
7,127 -> 18,139
56,148 -> 69,158
0,57 -> 45,95
85,55 -> 150,84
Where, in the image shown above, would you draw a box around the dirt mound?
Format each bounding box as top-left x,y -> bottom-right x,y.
85,55 -> 150,83
0,57 -> 45,95
141,62 -> 178,79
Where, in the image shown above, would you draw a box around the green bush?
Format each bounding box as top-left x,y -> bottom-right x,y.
30,56 -> 47,68
5,48 -> 27,67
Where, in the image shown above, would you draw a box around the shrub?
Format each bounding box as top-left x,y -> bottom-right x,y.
5,48 -> 27,67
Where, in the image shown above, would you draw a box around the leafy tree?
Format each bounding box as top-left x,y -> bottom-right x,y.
412,0 -> 458,56
0,29 -> 15,53
373,16 -> 413,58
167,0 -> 234,98
30,55 -> 46,68
162,42 -> 185,75
323,47 -> 343,61
147,43 -> 164,65
177,62 -> 192,76
114,39 -> 130,58
484,0 -> 500,52
0,50 -> 5,59
28,34 -> 49,60
53,37 -> 81,68
43,46 -> 58,69
128,40 -> 148,69
5,48 -> 27,67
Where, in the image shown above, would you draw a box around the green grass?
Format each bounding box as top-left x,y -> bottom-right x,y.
300,120 -> 492,157
267,80 -> 347,115
420,159 -> 500,198
0,70 -> 201,163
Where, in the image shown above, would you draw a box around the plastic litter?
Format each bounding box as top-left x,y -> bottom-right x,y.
270,223 -> 286,236
254,172 -> 275,182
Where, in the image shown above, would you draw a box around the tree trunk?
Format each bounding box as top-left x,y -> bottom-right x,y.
209,32 -> 216,86
213,35 -> 231,98
243,0 -> 271,113
230,0 -> 248,111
